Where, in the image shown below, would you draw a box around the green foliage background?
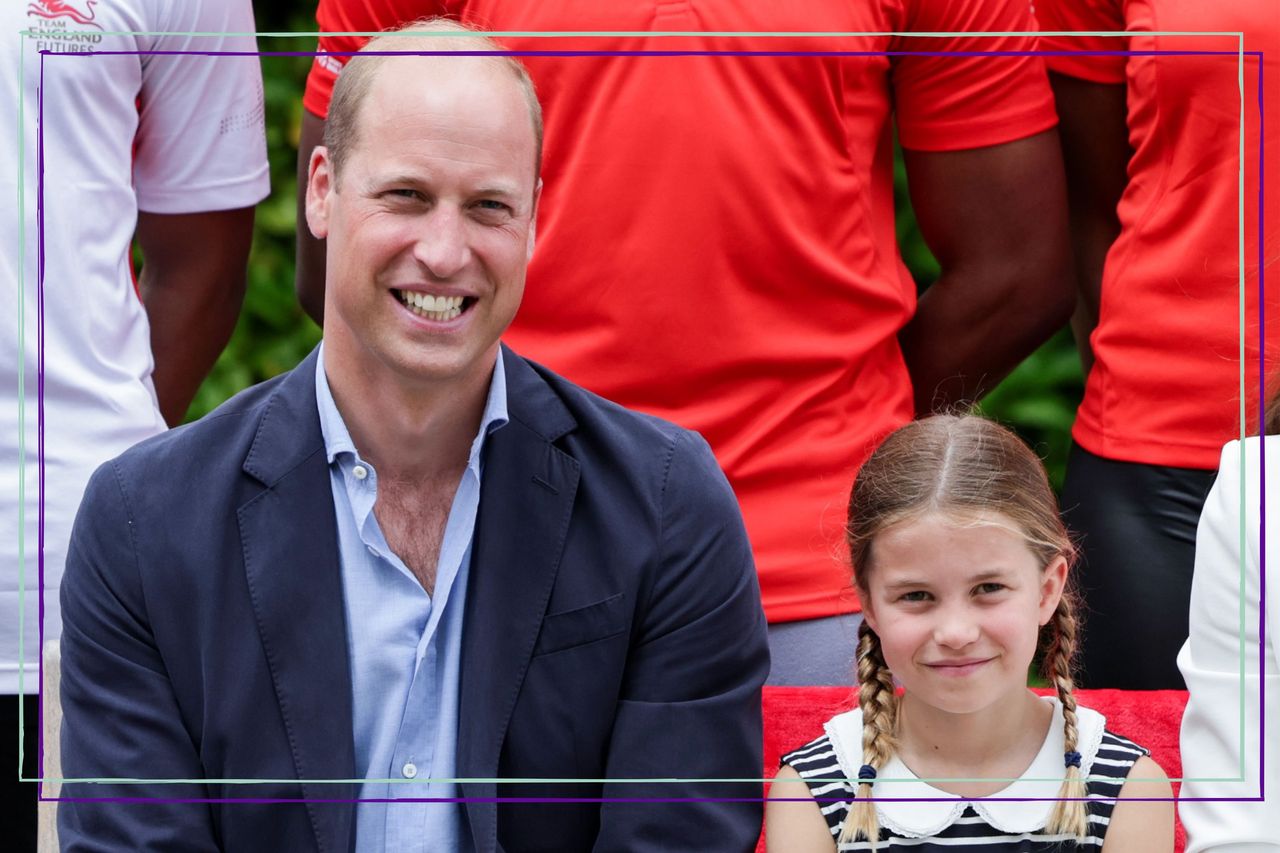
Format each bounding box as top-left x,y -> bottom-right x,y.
191,9 -> 1084,488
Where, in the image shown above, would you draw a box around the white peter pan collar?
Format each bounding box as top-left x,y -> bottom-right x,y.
823,696 -> 1105,838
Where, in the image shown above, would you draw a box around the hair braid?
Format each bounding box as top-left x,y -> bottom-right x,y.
1044,596 -> 1090,838
846,415 -> 1088,845
839,621 -> 898,849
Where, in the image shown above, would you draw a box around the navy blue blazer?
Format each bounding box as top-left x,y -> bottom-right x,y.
58,346 -> 769,852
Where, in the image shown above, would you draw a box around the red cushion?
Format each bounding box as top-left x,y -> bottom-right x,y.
760,686 -> 1187,852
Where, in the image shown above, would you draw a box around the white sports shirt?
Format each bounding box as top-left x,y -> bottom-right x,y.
1,0 -> 271,694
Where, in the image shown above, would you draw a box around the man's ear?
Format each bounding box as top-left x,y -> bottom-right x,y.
305,146 -> 335,240
1038,555 -> 1069,626
526,179 -> 543,261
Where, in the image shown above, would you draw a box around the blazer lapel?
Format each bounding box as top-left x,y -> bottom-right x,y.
238,348 -> 357,853
458,349 -> 580,853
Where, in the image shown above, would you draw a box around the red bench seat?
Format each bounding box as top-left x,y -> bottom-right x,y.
760,686 -> 1188,852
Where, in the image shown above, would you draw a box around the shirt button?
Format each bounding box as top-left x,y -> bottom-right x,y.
402,762 -> 418,779
352,464 -> 368,480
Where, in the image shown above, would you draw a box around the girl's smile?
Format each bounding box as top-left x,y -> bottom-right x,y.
861,510 -> 1067,716
922,656 -> 996,676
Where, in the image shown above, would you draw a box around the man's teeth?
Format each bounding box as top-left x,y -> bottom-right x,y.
398,291 -> 465,321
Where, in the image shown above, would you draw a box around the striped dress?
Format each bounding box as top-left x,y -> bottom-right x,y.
779,699 -> 1148,851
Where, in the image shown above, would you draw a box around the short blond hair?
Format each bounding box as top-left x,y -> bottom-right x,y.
324,18 -> 543,182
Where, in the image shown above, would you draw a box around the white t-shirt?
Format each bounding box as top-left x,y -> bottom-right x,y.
1,0 -> 271,694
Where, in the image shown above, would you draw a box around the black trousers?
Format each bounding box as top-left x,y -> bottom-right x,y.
1060,443 -> 1217,689
2,693 -> 39,851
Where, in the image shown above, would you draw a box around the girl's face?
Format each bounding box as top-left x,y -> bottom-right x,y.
860,511 -> 1068,716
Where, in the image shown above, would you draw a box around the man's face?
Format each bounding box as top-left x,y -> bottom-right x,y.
307,56 -> 540,393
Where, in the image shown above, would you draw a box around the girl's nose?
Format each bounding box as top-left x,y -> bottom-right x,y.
932,608 -> 981,649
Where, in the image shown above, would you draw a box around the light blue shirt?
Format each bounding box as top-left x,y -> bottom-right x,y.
315,344 -> 508,853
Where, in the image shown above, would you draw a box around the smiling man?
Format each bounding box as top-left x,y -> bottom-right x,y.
57,22 -> 769,853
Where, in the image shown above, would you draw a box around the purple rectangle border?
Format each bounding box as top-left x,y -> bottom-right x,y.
27,44 -> 1267,806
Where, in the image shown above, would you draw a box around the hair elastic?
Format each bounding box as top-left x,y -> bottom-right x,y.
1064,751 -> 1082,769
858,764 -> 878,782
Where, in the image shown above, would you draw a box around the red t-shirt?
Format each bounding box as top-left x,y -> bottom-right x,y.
305,0 -> 1058,622
1037,0 -> 1279,468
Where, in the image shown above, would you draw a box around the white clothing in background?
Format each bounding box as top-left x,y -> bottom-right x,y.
1178,436 -> 1280,851
0,0 -> 270,694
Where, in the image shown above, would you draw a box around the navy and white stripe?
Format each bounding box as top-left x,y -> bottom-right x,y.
781,730 -> 1148,851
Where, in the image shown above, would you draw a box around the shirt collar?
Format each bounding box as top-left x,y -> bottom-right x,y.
823,696 -> 1107,837
315,342 -> 510,468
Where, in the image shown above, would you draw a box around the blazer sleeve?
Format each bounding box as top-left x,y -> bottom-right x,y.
1177,438 -> 1280,852
57,460 -> 220,852
592,431 -> 770,853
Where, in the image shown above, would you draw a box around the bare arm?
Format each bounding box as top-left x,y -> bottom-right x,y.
295,108 -> 328,326
1099,755 -> 1174,853
136,207 -> 255,426
1048,72 -> 1130,375
898,130 -> 1075,414
765,765 -> 837,853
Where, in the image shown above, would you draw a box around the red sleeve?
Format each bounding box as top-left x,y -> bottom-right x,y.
891,0 -> 1059,152
303,0 -> 454,118
1034,0 -> 1128,83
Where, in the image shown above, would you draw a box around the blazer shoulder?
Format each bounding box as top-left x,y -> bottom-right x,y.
515,353 -> 700,452
104,362 -> 304,496
1210,436 -> 1279,517
517,354 -> 734,487
512,355 -> 743,538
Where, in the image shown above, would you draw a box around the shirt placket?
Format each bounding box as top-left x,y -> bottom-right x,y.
382,464 -> 479,851
384,629 -> 438,853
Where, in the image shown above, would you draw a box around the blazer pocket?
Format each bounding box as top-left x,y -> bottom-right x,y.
532,593 -> 628,657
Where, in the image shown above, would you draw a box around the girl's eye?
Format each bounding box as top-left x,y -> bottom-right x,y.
898,590 -> 931,603
974,582 -> 1006,595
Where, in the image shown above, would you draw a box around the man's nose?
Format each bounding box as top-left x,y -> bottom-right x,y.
413,207 -> 471,278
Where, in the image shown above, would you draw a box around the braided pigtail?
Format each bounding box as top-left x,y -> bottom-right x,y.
1043,595 -> 1090,839
846,415 -> 1088,845
838,621 -> 898,849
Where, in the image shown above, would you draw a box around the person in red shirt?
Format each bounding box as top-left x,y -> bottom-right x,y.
1036,1 -> 1279,688
296,1 -> 1075,684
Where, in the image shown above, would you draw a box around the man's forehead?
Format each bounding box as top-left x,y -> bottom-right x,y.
365,52 -> 515,109
360,59 -> 519,131
350,56 -> 538,181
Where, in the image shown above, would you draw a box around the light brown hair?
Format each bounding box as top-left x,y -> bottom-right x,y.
324,18 -> 544,184
840,414 -> 1088,847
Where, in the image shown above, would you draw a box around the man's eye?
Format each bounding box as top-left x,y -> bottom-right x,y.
386,189 -> 421,200
475,199 -> 511,213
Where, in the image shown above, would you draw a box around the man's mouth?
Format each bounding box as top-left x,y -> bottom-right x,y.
393,289 -> 473,322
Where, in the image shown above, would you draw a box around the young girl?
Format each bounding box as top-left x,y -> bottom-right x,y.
766,415 -> 1173,851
